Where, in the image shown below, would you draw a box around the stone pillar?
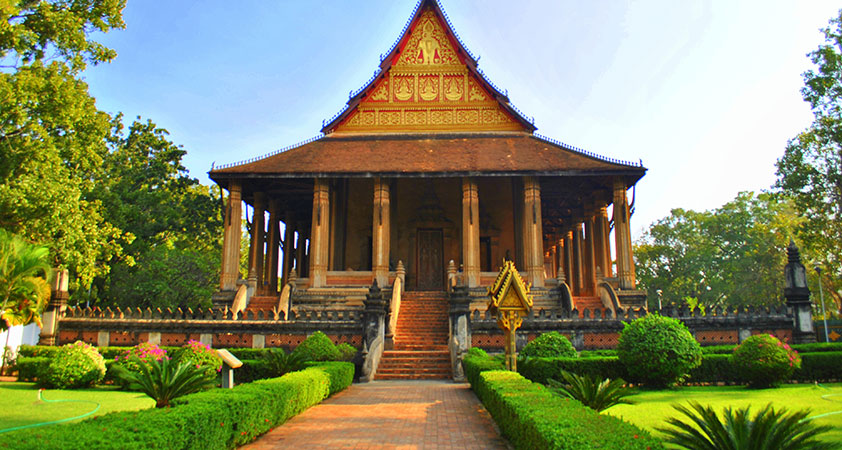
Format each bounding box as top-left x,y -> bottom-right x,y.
449,285 -> 472,381
295,229 -> 306,277
309,178 -> 330,287
372,177 -> 391,287
38,269 -> 69,346
462,177 -> 480,287
556,239 -> 566,283
249,192 -> 266,289
281,217 -> 295,287
564,231 -> 575,292
266,200 -> 280,293
784,241 -> 817,343
573,224 -> 584,296
595,207 -> 612,278
584,215 -> 597,295
550,245 -> 558,280
613,181 -> 635,290
220,180 -> 243,291
522,176 -> 544,287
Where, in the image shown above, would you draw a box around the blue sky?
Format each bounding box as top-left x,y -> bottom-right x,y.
82,1 -> 840,238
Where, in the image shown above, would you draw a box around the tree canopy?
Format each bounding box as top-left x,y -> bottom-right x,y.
634,192 -> 801,310
776,9 -> 842,314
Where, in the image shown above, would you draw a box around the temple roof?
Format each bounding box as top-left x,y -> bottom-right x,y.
209,133 -> 645,186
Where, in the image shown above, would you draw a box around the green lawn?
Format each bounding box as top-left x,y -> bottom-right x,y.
606,383 -> 842,445
0,382 -> 154,431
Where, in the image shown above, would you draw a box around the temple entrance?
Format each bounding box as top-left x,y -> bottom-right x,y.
416,228 -> 444,291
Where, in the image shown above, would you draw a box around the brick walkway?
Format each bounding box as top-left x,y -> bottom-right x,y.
240,381 -> 509,450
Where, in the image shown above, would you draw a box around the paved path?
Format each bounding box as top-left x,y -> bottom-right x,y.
240,381 -> 509,450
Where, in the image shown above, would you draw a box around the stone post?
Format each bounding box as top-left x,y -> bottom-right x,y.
360,280 -> 387,382
249,192 -> 266,290
309,179 -> 330,287
266,200 -> 280,293
462,177 -> 480,287
784,241 -> 817,343
372,177 -> 391,287
613,180 -> 635,290
449,285 -> 472,381
38,269 -> 69,346
220,180 -> 242,291
522,176 -> 545,287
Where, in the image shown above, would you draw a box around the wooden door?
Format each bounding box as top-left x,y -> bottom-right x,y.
416,229 -> 444,291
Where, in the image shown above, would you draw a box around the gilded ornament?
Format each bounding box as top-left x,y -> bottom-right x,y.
394,77 -> 413,101
443,77 -> 463,101
419,76 -> 438,101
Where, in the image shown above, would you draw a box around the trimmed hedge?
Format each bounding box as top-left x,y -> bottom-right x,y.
518,356 -> 627,384
462,352 -> 504,387
0,362 -> 354,450
794,352 -> 842,382
470,369 -> 663,449
14,356 -> 49,381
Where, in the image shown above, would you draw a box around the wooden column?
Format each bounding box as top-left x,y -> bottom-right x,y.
584,215 -> 597,295
573,224 -> 584,296
462,177 -> 480,287
372,177 -> 391,287
522,176 -> 545,287
281,216 -> 295,287
309,178 -> 330,287
266,200 -> 280,293
249,192 -> 266,288
220,180 -> 242,291
613,181 -> 636,290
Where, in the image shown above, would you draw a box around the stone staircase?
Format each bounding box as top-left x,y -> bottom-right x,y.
376,291 -> 452,380
246,295 -> 279,312
573,296 -> 605,317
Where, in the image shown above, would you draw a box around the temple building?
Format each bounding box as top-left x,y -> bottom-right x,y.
208,0 -> 646,320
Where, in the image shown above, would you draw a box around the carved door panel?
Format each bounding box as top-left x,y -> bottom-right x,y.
417,229 -> 444,291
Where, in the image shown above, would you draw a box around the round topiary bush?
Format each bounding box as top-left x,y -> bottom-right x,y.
731,334 -> 801,388
40,341 -> 106,389
520,331 -> 577,358
292,331 -> 341,362
616,313 -> 702,388
177,340 -> 222,372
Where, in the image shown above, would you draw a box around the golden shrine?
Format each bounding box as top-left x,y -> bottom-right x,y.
487,261 -> 533,371
207,0 -> 647,378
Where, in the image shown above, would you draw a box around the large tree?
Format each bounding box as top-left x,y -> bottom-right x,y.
87,117 -> 222,309
776,9 -> 842,313
634,192 -> 801,310
1,1 -> 128,287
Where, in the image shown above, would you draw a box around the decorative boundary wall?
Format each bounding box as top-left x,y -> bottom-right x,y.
469,305 -> 794,350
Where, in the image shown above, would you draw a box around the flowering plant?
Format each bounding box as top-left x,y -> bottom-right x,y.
40,340 -> 106,389
176,340 -> 222,373
731,334 -> 801,388
113,343 -> 167,389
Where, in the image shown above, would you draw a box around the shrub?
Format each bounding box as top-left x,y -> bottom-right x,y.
176,340 -> 222,373
263,348 -> 307,377
617,313 -> 702,387
472,370 -> 663,449
658,402 -> 834,450
546,371 -> 636,412
520,331 -> 577,358
0,362 -> 354,449
462,351 -> 504,387
292,331 -> 341,362
732,334 -> 801,388
467,347 -> 489,358
40,341 -> 106,389
518,356 -> 626,385
112,342 -> 167,389
114,356 -> 217,408
335,343 -> 357,361
14,356 -> 49,381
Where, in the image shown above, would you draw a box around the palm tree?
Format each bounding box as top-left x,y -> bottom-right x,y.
0,229 -> 51,374
659,402 -> 834,450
